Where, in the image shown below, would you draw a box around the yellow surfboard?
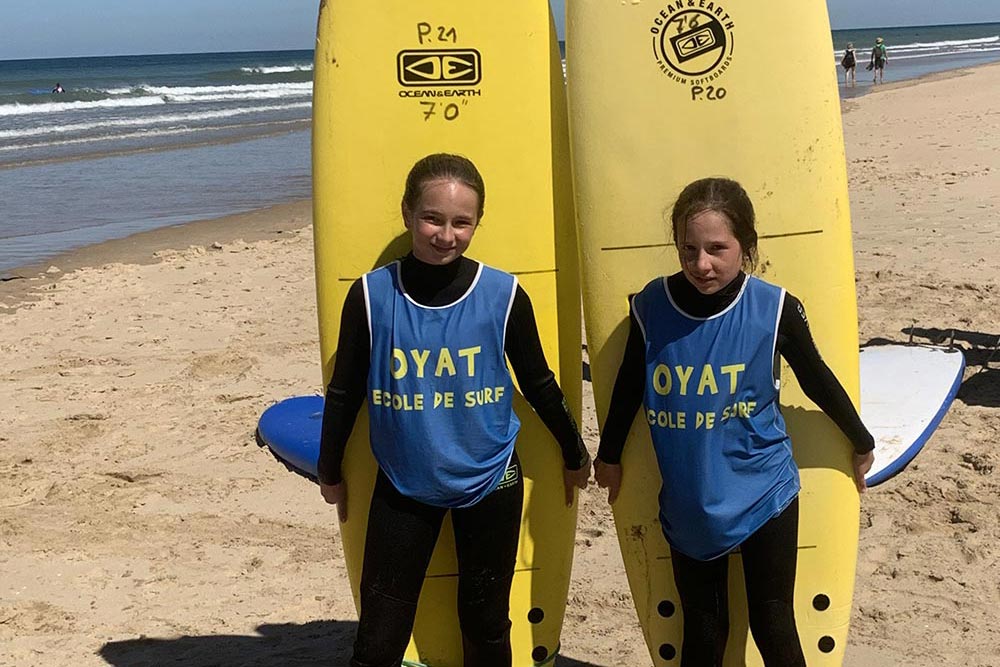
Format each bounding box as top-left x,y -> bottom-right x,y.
567,2 -> 859,665
312,2 -> 580,665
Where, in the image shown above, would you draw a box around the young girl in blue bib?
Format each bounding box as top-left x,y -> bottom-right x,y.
317,153 -> 591,667
594,177 -> 875,667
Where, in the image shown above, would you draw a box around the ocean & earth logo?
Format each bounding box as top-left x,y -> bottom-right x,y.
651,1 -> 735,87
497,461 -> 520,490
397,49 -> 481,87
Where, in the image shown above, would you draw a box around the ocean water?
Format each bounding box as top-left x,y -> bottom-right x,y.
0,50 -> 313,168
2,24 -> 1000,273
0,50 -> 313,273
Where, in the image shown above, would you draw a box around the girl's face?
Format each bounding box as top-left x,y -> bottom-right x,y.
677,209 -> 744,295
404,178 -> 480,265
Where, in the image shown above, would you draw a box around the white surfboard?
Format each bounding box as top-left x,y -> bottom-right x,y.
860,344 -> 966,486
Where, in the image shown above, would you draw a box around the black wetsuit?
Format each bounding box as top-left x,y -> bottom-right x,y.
597,271 -> 873,667
318,253 -> 588,667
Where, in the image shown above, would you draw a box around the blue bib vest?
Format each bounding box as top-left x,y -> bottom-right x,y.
363,261 -> 520,508
632,275 -> 800,560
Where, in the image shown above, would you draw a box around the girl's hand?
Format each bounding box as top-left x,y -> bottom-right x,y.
853,451 -> 875,494
320,481 -> 348,522
563,462 -> 591,507
594,458 -> 623,504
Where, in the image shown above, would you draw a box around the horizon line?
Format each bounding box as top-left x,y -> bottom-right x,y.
3,19 -> 999,62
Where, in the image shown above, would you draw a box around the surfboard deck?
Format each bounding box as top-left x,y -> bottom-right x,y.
567,2 -> 859,665
860,344 -> 965,486
312,2 -> 579,665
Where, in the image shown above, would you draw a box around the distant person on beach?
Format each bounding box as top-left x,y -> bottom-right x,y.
317,153 -> 590,667
594,178 -> 875,667
870,37 -> 888,84
52,83 -> 65,94
841,43 -> 857,87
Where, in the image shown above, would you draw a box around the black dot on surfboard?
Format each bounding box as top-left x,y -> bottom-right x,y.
528,607 -> 545,624
658,643 -> 677,660
813,594 -> 831,611
818,636 -> 836,653
657,600 -> 676,617
532,646 -> 549,662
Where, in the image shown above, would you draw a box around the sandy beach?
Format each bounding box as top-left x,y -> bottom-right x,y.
2,61 -> 999,667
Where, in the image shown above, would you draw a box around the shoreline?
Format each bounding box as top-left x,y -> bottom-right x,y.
0,199 -> 312,311
839,57 -> 1000,111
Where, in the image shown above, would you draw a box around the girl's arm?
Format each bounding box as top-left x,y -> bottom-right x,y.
505,285 -> 590,471
779,294 -> 875,491
505,285 -> 591,505
593,308 -> 646,503
778,294 -> 874,455
317,279 -> 371,487
595,310 -> 646,464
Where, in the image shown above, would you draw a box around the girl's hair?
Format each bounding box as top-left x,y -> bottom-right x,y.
670,177 -> 758,272
401,153 -> 486,219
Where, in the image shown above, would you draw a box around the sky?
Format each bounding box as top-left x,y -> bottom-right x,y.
1,0 -> 998,60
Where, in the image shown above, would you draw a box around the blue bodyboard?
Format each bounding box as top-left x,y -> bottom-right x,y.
256,395 -> 324,479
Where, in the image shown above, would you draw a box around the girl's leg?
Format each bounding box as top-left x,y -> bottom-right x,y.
740,497 -> 806,667
451,453 -> 524,667
351,471 -> 446,667
671,546 -> 730,667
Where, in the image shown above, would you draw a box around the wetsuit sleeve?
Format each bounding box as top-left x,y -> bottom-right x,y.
317,279 -> 370,485
595,309 -> 645,464
505,285 -> 590,470
778,294 -> 875,454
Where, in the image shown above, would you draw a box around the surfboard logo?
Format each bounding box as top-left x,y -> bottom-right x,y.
397,49 -> 481,87
650,4 -> 735,84
672,23 -> 725,63
497,461 -> 520,490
